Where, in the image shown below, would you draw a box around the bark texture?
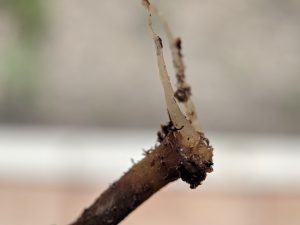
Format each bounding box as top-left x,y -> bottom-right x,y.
70,131 -> 213,225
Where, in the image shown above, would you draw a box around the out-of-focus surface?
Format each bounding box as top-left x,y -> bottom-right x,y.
0,0 -> 300,132
0,127 -> 299,225
1,127 -> 300,190
0,0 -> 300,225
1,183 -> 300,225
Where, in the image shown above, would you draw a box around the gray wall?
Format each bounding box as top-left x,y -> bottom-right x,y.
0,0 -> 299,133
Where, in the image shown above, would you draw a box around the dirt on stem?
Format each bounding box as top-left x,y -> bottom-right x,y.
71,131 -> 213,225
70,1 -> 214,225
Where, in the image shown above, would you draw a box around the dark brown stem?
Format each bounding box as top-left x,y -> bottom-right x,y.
70,131 -> 213,225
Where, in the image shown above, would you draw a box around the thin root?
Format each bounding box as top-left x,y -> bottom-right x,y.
143,0 -> 199,146
146,3 -> 202,132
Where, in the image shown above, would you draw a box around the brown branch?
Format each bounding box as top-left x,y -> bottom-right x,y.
71,132 -> 213,225
70,1 -> 214,225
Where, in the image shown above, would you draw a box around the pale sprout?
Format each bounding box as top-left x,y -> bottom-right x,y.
143,0 -> 202,147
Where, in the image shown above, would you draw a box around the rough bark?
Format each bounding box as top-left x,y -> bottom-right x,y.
71,131 -> 213,225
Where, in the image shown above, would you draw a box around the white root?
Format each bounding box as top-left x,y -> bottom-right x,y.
147,3 -> 202,132
143,0 -> 199,146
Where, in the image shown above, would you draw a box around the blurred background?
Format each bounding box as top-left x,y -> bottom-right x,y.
0,0 -> 299,225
